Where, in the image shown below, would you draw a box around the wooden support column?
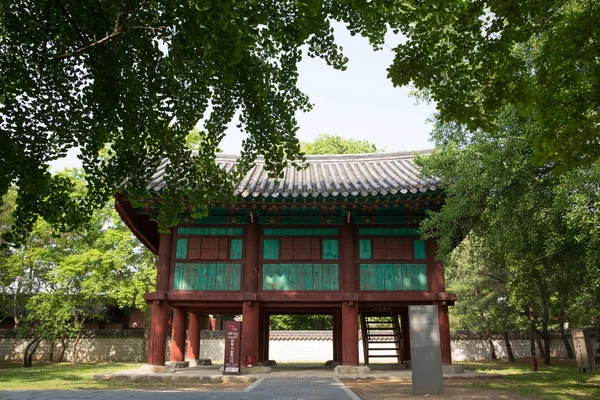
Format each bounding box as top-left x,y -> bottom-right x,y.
241,301 -> 259,366
170,307 -> 188,362
148,231 -> 173,366
187,312 -> 202,362
426,239 -> 446,293
340,220 -> 357,293
148,300 -> 169,365
244,219 -> 259,294
332,312 -> 341,363
438,304 -> 452,365
341,301 -> 359,366
400,311 -> 411,361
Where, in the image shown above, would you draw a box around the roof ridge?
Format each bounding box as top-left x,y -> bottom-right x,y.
214,149 -> 433,163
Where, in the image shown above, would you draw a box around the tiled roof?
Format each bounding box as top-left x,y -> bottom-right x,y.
148,150 -> 439,199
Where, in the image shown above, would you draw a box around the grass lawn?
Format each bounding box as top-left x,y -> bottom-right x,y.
458,358 -> 600,400
0,362 -> 249,391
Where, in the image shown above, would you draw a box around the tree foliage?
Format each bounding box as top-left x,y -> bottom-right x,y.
0,0 -> 404,244
1,170 -> 155,360
300,134 -> 380,155
418,108 -> 600,363
388,0 -> 600,169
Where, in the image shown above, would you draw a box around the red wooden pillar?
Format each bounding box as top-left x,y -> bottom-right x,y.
400,311 -> 411,361
148,231 -> 173,366
438,304 -> 452,365
340,220 -> 357,293
332,312 -> 341,363
341,301 -> 359,365
187,311 -> 202,361
170,307 -> 188,362
241,301 -> 259,366
242,219 -> 260,366
148,300 -> 169,365
426,239 -> 446,293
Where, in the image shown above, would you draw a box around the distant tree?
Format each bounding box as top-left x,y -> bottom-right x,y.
2,169 -> 156,364
418,108 -> 600,365
300,134 -> 379,155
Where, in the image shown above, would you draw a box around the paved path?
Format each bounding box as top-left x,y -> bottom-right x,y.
0,377 -> 360,400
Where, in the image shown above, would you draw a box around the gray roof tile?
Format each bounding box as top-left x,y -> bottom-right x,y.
148,150 -> 439,198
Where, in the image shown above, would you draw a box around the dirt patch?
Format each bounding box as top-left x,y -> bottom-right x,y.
341,379 -> 534,400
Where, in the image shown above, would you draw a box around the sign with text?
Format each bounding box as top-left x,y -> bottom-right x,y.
409,305 -> 444,395
223,320 -> 242,375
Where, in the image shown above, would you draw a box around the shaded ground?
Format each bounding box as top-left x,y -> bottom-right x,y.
342,379 -> 531,400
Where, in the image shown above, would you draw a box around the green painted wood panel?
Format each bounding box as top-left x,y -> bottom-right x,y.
413,240 -> 426,259
173,263 -> 241,290
358,228 -> 419,236
330,264 -> 339,290
262,263 -> 339,290
353,216 -> 410,225
207,263 -> 217,289
322,239 -> 339,259
177,227 -> 243,236
359,264 -> 428,290
175,239 -> 188,259
230,239 -> 243,259
259,216 -> 340,225
359,239 -> 372,259
190,216 -> 248,224
263,228 -> 338,236
263,239 -> 280,260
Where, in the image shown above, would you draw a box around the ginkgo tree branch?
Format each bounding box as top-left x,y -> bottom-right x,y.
55,0 -> 154,60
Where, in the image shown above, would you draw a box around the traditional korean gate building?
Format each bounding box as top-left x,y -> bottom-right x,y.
116,151 -> 456,367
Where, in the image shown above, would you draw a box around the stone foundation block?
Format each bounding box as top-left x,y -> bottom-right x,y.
139,364 -> 175,373
334,365 -> 371,374
165,361 -> 189,368
442,365 -> 464,374
241,366 -> 271,374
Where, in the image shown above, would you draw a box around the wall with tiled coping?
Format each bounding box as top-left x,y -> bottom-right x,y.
1,329 -> 585,363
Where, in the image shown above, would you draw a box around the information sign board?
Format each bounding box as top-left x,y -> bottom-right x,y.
223,321 -> 242,375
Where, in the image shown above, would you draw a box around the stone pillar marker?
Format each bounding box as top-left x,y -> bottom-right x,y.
409,305 -> 444,395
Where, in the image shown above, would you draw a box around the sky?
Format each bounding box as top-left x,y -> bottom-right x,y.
219,24 -> 437,154
51,24 -> 436,170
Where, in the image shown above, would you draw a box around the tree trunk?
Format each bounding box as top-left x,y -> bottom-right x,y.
488,336 -> 497,360
540,301 -> 550,365
72,329 -> 83,363
47,339 -> 55,362
536,331 -> 545,360
23,337 -> 42,367
558,302 -> 575,358
58,338 -> 67,362
526,305 -> 537,357
504,330 -> 516,362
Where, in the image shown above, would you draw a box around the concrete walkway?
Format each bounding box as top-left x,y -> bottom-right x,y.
0,377 -> 360,400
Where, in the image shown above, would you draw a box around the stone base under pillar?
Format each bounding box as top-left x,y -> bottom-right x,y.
442,365 -> 464,374
165,361 -> 189,368
139,364 -> 175,373
188,359 -> 213,366
334,365 -> 370,374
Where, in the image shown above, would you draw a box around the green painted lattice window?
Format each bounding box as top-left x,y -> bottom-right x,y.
262,264 -> 339,290
173,263 -> 241,290
263,239 -> 280,260
321,239 -> 338,259
175,239 -> 188,259
230,239 -> 243,260
359,264 -> 427,291
413,240 -> 426,259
